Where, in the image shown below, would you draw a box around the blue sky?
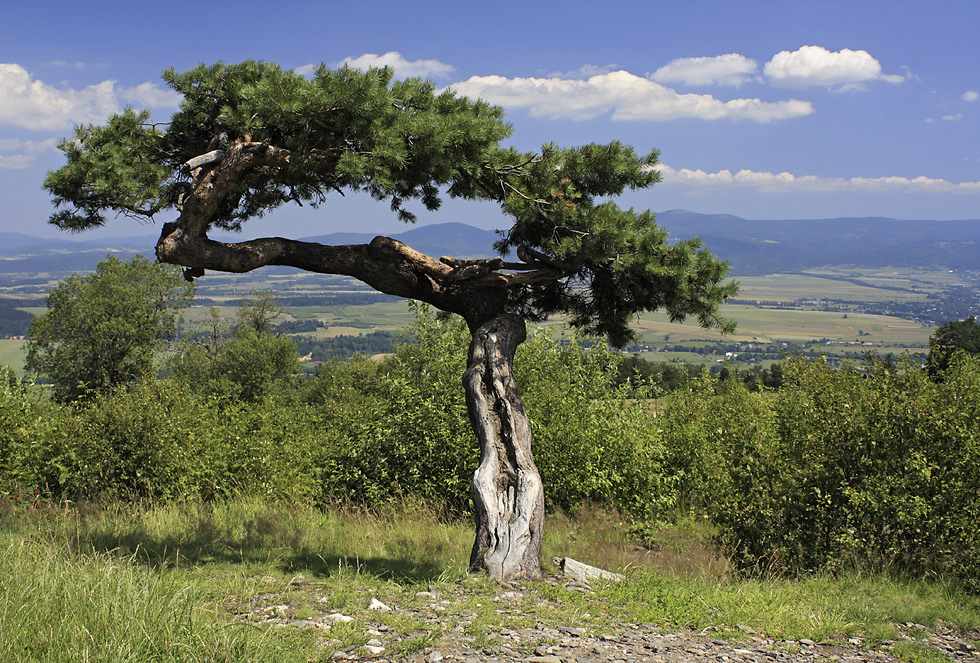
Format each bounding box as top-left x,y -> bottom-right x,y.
2,0 -> 978,240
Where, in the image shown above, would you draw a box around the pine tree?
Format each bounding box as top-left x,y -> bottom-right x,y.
44,61 -> 737,581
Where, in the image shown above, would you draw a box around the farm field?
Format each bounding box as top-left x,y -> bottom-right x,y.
0,339 -> 26,375
629,305 -> 931,344
733,273 -> 928,303
732,268 -> 975,303
3,264 -> 973,374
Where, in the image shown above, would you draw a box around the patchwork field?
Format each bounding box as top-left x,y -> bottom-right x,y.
734,274 -> 927,304
0,339 -> 26,374
4,264 -> 977,375
629,305 -> 930,343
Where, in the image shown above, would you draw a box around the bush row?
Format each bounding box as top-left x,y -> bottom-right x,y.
2,313 -> 979,589
660,354 -> 980,590
1,309 -> 664,517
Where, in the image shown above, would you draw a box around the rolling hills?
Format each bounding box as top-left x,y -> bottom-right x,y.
2,211 -> 979,277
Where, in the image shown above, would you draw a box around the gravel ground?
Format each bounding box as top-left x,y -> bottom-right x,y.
233,576 -> 980,663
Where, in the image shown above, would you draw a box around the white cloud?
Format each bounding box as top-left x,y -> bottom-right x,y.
0,137 -> 56,169
293,64 -> 317,77
650,54 -> 758,87
655,163 -> 980,194
118,81 -> 182,109
942,113 -> 963,121
0,63 -> 179,131
548,64 -> 619,79
964,90 -> 979,102
763,46 -> 903,90
447,70 -> 812,123
337,51 -> 455,78
44,60 -> 110,70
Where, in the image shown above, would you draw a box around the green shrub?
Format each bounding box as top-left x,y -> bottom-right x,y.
683,355 -> 980,589
518,333 -> 674,517
296,307 -> 676,517
1,378 -> 334,502
0,369 -> 67,498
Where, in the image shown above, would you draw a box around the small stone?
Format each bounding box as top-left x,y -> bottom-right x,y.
326,613 -> 354,623
560,626 -> 587,637
287,619 -> 319,629
366,638 -> 383,647
800,639 -> 816,647
527,657 -> 562,663
363,645 -> 385,655
427,650 -> 444,662
368,598 -> 392,612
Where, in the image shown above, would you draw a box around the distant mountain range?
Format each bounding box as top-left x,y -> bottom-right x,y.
2,211 -> 979,276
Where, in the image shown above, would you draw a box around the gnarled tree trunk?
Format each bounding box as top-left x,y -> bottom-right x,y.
463,313 -> 544,581
156,221 -> 551,583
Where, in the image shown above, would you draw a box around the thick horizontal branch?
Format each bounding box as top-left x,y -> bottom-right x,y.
155,223 -> 511,319
184,150 -> 225,171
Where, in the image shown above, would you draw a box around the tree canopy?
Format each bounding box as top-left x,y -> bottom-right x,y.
26,255 -> 195,402
928,315 -> 980,378
169,292 -> 299,402
45,60 -> 736,345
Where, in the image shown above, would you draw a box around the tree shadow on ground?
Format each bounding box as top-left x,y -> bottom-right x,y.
67,504 -> 451,584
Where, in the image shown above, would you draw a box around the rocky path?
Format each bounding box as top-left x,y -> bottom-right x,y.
233,575 -> 979,663
391,621 -> 979,663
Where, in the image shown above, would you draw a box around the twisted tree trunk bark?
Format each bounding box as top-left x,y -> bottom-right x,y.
157,221 -> 551,582
463,313 -> 544,582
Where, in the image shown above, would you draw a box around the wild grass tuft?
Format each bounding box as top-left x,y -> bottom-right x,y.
2,496 -> 978,662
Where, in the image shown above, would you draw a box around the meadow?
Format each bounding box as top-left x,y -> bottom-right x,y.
3,497 -> 979,663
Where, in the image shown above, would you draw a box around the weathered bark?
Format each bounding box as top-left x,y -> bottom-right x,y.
463,313 -> 544,581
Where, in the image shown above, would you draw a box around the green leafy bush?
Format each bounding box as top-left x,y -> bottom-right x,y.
1,378 -> 334,502
518,334 -> 673,517
668,355 -> 980,589
296,306 -> 674,516
25,256 -> 194,402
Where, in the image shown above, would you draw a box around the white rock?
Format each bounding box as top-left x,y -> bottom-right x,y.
368,598 -> 392,612
326,612 -> 354,623
553,556 -> 625,582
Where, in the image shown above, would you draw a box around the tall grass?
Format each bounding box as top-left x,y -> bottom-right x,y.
2,497 -> 978,663
1,524 -> 315,661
